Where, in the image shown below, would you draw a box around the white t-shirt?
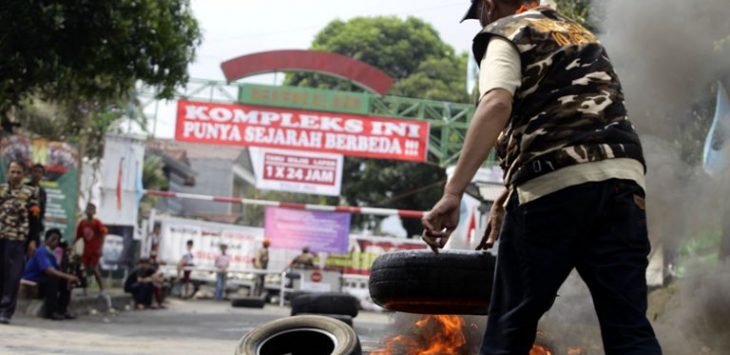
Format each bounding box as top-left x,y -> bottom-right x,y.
478,37 -> 522,99
181,252 -> 194,266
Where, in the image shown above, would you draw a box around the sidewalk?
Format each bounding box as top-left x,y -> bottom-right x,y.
16,287 -> 133,318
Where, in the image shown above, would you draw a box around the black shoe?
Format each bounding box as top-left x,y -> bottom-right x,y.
0,316 -> 9,324
64,313 -> 76,320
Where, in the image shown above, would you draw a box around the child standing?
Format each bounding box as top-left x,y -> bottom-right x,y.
75,203 -> 107,294
176,240 -> 195,298
214,244 -> 230,301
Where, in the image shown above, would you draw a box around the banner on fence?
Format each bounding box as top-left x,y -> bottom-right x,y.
265,207 -> 351,254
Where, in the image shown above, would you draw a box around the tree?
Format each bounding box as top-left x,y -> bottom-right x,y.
139,155 -> 169,218
0,0 -> 202,133
288,16 -> 470,103
286,17 -> 467,238
553,0 -> 596,30
341,159 -> 446,238
392,54 -> 471,103
13,98 -> 136,160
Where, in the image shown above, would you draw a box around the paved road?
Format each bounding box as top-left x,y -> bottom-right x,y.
0,299 -> 393,355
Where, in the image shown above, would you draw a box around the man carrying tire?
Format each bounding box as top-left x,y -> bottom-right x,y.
421,1 -> 662,354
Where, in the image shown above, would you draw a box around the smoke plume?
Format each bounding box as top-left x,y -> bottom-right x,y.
538,1 -> 730,354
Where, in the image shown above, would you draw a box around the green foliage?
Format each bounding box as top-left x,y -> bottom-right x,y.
12,100 -> 66,141
13,97 -> 143,162
391,53 -> 471,102
341,159 -> 446,238
142,155 -> 169,192
0,0 -> 201,129
554,0 -> 597,30
139,155 -> 169,218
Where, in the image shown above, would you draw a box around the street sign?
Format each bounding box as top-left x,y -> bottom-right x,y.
251,148 -> 344,196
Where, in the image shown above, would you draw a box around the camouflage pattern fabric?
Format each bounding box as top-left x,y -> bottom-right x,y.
0,183 -> 39,241
472,7 -> 646,187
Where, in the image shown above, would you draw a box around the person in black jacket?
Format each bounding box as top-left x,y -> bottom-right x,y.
25,164 -> 47,257
124,259 -> 156,309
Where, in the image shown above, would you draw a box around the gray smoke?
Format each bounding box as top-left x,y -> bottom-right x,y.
538,1 -> 730,354
600,0 -> 730,140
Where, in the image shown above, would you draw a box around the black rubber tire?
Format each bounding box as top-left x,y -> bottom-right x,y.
231,296 -> 266,308
290,292 -> 359,317
368,249 -> 496,315
285,291 -> 310,302
237,315 -> 361,355
298,313 -> 353,327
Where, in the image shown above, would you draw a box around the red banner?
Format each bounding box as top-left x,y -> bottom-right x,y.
175,100 -> 430,162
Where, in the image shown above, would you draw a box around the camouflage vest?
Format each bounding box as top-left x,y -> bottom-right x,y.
473,7 -> 645,187
0,183 -> 38,241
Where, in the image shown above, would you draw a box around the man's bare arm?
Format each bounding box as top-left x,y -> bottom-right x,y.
444,89 -> 513,197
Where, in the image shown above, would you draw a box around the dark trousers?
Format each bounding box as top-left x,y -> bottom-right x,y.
254,273 -> 266,296
154,285 -> 164,305
481,179 -> 662,355
129,282 -> 154,306
0,239 -> 26,319
39,277 -> 71,318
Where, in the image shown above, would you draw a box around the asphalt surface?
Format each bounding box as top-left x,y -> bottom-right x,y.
0,299 -> 393,355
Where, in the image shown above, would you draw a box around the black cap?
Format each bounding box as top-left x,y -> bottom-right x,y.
461,0 -> 480,23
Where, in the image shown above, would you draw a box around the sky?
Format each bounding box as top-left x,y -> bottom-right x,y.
140,0 -> 482,138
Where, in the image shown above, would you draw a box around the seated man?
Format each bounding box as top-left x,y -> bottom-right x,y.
125,258 -> 157,309
289,246 -> 316,270
23,229 -> 80,320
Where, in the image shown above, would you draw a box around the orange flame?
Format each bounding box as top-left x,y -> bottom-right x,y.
530,344 -> 553,355
371,315 -> 467,355
373,315 -> 555,355
567,346 -> 584,355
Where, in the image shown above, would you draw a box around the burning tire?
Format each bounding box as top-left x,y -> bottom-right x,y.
290,292 -> 359,318
369,250 -> 496,315
232,296 -> 266,308
237,315 -> 361,355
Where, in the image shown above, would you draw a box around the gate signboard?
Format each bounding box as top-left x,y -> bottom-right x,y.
239,84 -> 370,115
